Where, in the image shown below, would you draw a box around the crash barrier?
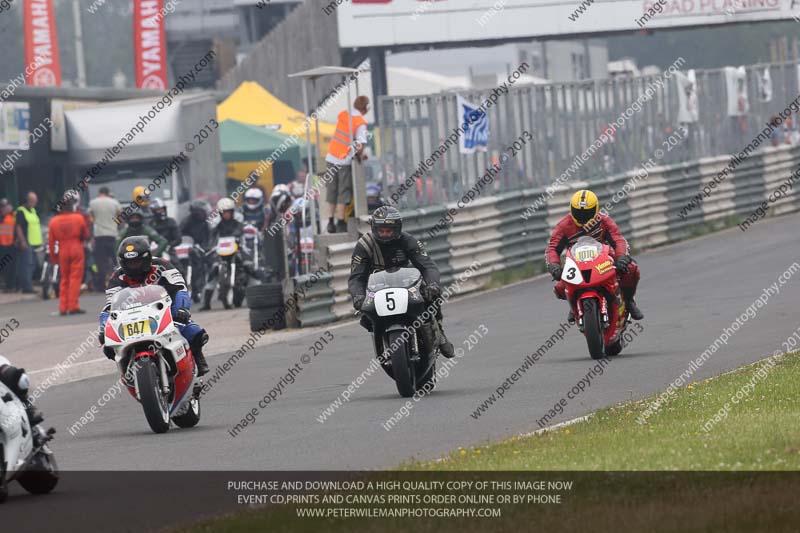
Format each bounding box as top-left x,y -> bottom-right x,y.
294,144 -> 800,326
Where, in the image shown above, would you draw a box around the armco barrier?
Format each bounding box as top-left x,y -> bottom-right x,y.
295,144 -> 800,326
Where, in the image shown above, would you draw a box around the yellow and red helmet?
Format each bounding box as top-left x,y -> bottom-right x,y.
570,189 -> 599,227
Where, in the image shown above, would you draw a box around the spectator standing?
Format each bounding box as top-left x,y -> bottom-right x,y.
48,192 -> 89,315
0,199 -> 16,291
14,191 -> 42,294
89,187 -> 121,288
325,95 -> 370,234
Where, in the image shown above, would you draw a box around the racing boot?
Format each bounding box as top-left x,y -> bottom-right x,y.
190,331 -> 210,376
438,324 -> 456,359
622,288 -> 644,321
567,309 -> 575,324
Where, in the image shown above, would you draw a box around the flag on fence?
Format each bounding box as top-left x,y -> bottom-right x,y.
457,95 -> 490,154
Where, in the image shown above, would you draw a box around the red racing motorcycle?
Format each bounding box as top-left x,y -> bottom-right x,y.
560,236 -> 630,359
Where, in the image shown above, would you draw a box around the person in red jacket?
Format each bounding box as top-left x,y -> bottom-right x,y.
48,192 -> 89,315
545,189 -> 643,321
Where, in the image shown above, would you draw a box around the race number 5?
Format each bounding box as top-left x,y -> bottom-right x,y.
385,290 -> 396,311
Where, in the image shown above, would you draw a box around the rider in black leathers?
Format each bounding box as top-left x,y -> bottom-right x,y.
179,200 -> 212,250
149,198 -> 182,248
348,206 -> 455,358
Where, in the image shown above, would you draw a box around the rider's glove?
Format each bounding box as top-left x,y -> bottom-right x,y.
352,293 -> 366,310
548,263 -> 563,281
174,308 -> 191,324
615,254 -> 632,274
423,282 -> 442,302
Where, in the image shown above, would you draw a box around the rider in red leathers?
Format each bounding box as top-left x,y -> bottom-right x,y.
546,190 -> 643,321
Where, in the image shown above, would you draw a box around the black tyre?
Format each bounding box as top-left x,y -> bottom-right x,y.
136,358 -> 171,434
246,283 -> 283,309
172,397 -> 201,428
41,281 -> 50,300
249,306 -> 285,332
17,452 -> 59,495
416,361 -> 436,393
606,339 -> 623,357
388,330 -> 415,398
582,299 -> 606,360
0,444 -> 7,504
233,288 -> 246,308
219,264 -> 232,310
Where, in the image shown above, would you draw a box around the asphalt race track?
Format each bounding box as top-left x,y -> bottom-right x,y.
4,213 -> 800,527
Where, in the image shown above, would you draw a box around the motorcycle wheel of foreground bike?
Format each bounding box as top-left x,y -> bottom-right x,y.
387,330 -> 416,398
172,397 -> 201,428
17,451 -> 59,495
136,358 -> 171,434
582,299 -> 606,360
0,445 -> 8,503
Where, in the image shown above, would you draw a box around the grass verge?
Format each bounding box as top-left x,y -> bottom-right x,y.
180,352 -> 800,533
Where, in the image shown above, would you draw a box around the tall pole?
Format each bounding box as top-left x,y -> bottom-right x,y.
72,0 -> 87,87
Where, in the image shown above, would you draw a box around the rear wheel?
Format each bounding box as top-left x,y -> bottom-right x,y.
606,339 -> 623,356
582,299 -> 606,360
172,397 -> 201,428
388,330 -> 415,398
17,452 -> 59,495
136,358 -> 171,434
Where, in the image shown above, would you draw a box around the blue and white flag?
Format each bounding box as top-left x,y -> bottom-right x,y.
457,95 -> 490,154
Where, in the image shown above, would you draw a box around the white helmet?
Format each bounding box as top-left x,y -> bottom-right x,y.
217,197 -> 235,212
244,188 -> 264,210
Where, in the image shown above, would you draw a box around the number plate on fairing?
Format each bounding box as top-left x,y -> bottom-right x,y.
374,288 -> 409,316
561,257 -> 583,285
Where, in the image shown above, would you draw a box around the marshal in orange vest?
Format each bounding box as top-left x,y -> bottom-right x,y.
327,111 -> 367,160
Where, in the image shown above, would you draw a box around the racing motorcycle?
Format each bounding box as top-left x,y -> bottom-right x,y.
102,285 -> 202,434
203,235 -> 247,310
39,248 -> 59,301
170,236 -> 207,303
359,267 -> 440,398
560,236 -> 630,359
0,377 -> 58,502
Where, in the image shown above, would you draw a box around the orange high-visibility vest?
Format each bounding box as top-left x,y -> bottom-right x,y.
327,111 -> 367,159
0,214 -> 14,246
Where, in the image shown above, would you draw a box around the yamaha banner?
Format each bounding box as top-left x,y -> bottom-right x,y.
133,0 -> 168,90
23,0 -> 62,87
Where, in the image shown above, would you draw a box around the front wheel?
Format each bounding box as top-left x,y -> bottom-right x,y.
172,397 -> 201,428
581,299 -> 606,360
387,330 -> 415,398
17,451 -> 59,495
136,358 -> 171,434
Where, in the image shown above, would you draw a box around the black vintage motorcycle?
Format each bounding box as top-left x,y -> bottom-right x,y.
359,267 -> 440,398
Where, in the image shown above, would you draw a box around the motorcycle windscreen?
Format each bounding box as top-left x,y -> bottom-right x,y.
367,267 -> 421,291
111,285 -> 170,311
571,236 -> 603,263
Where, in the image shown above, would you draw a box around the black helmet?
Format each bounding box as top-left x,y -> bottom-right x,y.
370,205 -> 402,244
150,198 -> 166,221
190,200 -> 208,219
127,207 -> 144,228
117,236 -> 152,282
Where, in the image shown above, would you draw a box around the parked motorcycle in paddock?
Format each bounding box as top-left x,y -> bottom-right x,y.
0,378 -> 58,503
171,236 -> 208,303
359,267 -> 441,398
39,243 -> 60,300
560,236 -> 630,359
102,285 -> 202,434
202,235 -> 250,310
